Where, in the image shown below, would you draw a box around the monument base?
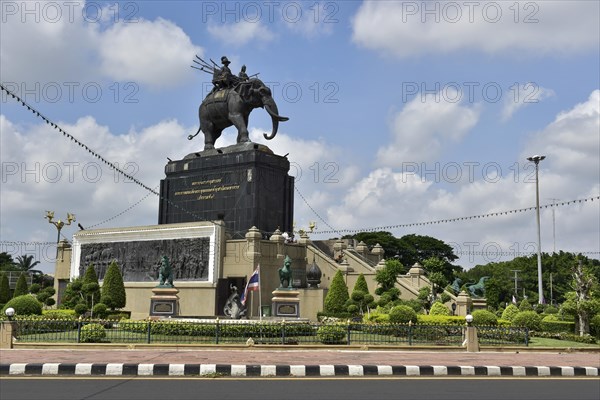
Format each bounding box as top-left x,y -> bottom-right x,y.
271,289 -> 300,318
150,287 -> 180,317
158,144 -> 294,236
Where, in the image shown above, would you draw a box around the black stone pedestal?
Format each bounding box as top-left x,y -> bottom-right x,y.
158,143 -> 294,237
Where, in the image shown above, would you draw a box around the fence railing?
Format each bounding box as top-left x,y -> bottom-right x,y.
12,319 -> 529,346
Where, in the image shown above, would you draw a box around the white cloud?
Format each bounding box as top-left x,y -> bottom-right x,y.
98,18 -> 202,88
502,84 -> 555,121
0,113 -> 200,270
352,1 -> 600,58
0,2 -> 200,89
522,90 -> 600,185
376,90 -> 480,166
315,90 -> 599,268
207,21 -> 275,46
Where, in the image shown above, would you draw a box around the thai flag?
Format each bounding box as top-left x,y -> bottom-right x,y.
241,266 -> 260,306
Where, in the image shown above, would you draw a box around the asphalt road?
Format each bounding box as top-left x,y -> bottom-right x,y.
1,378 -> 599,400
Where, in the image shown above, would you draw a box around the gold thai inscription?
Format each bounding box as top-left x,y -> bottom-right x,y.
173,176 -> 239,201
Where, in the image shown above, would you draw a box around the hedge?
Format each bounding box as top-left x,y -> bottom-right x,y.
540,315 -> 575,334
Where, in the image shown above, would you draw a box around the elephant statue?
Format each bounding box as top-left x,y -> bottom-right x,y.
188,78 -> 289,150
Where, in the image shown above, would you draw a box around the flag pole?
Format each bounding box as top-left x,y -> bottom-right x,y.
258,265 -> 262,321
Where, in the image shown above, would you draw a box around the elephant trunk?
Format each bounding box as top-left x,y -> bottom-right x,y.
263,97 -> 289,140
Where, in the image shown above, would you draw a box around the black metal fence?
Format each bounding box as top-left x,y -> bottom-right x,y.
12,319 -> 529,346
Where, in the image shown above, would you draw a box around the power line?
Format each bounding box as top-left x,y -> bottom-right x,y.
310,195 -> 599,235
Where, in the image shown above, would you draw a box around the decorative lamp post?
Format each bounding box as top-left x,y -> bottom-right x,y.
526,155 -> 546,304
45,211 -> 76,256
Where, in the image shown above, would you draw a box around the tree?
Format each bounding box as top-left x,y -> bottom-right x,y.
13,255 -> 40,272
397,234 -> 459,268
82,264 -> 101,308
342,231 -> 401,258
323,270 -> 349,315
13,273 -> 29,298
374,259 -> 404,308
0,273 -> 11,304
101,261 -> 126,310
0,252 -> 16,271
346,273 -> 375,316
564,260 -> 600,336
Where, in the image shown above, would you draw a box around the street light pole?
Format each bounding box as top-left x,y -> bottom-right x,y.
45,211 -> 76,258
527,155 -> 546,304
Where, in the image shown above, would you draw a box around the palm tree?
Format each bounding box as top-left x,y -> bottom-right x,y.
14,255 -> 40,271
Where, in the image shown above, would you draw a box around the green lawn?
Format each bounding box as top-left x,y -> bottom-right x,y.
528,337 -> 600,348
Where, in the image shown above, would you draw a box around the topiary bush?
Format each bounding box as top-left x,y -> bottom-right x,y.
472,310 -> 498,326
80,323 -> 107,343
0,273 -> 10,304
429,301 -> 450,316
317,324 -> 346,344
389,305 -> 417,324
501,304 -> 520,321
2,295 -> 43,316
323,270 -> 349,315
511,311 -> 542,331
42,309 -> 77,319
417,315 -> 465,325
92,303 -> 109,319
519,299 -> 533,312
13,273 -> 29,298
101,261 -> 126,310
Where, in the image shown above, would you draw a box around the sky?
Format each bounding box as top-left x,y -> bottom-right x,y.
1,0 -> 599,274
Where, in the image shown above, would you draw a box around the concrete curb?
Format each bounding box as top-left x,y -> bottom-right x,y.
1,363 -> 598,377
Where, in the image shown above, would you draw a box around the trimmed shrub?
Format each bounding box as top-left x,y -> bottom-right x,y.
429,301 -> 450,316
82,264 -> 101,307
472,310 -> 498,326
540,315 -> 575,334
317,324 -> 346,344
0,273 -> 10,304
92,303 -> 109,319
544,306 -> 559,315
353,273 -> 370,294
13,273 -> 29,298
2,295 -> 43,316
29,283 -> 41,294
74,303 -> 88,316
389,305 -> 417,324
519,299 -> 533,312
43,309 -> 77,319
80,323 -> 107,343
323,270 -> 349,315
511,311 -> 542,331
417,315 -> 465,325
101,261 -> 126,310
501,304 -> 520,321
363,307 -> 390,324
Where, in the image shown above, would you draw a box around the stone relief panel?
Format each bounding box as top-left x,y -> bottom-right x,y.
79,238 -> 210,282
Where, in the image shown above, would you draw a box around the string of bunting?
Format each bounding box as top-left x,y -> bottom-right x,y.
311,195 -> 599,235
86,187 -> 156,229
294,186 -> 341,236
3,83 -> 597,245
1,83 -> 204,222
